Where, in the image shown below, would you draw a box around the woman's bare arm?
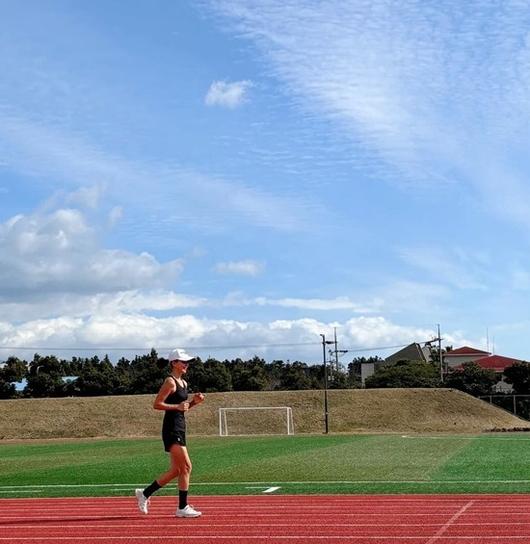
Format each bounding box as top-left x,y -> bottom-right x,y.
153,378 -> 189,411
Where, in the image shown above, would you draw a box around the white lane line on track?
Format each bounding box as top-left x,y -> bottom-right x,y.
0,505 -> 516,511
4,537 -> 530,541
5,522 -> 530,529
1,509 -> 526,516
245,486 -> 281,493
0,503 -> 472,507
0,512 -> 464,525
425,501 -> 474,544
0,499 -> 525,505
0,509 -> 476,515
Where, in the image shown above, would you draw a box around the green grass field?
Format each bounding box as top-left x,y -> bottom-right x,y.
2,433 -> 530,497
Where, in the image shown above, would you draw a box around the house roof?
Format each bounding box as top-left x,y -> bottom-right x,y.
454,355 -> 522,373
445,346 -> 491,357
384,343 -> 429,365
473,355 -> 522,372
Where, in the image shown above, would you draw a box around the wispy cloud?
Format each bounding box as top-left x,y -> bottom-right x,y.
215,260 -> 264,276
255,296 -> 379,312
220,291 -> 382,312
207,0 -> 530,226
205,80 -> 252,108
0,112 -> 322,233
399,247 -> 490,290
0,289 -> 208,323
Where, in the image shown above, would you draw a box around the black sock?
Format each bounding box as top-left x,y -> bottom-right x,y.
179,489 -> 188,510
143,480 -> 162,499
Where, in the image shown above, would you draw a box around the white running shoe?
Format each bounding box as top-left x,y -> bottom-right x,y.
135,489 -> 149,514
176,504 -> 202,518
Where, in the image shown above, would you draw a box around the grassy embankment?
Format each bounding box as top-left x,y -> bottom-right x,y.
1,388 -> 527,440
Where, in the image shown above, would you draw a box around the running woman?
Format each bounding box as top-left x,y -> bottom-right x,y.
135,348 -> 205,517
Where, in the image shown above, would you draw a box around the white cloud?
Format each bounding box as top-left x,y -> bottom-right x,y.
205,80 -> 252,108
0,309 -> 482,363
215,260 -> 264,276
0,208 -> 183,298
0,289 -> 208,323
341,317 -> 434,348
0,312 -> 447,361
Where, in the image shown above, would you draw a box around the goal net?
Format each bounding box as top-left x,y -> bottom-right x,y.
218,406 -> 294,436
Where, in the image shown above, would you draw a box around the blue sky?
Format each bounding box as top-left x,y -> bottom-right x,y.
2,0 -> 530,363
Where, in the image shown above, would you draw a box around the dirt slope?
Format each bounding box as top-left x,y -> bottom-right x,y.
0,388 -> 527,440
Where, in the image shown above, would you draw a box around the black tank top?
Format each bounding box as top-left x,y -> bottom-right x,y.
162,376 -> 188,433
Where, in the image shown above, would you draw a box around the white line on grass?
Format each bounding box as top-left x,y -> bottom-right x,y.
0,490 -> 44,494
4,478 -> 530,491
401,435 -> 530,441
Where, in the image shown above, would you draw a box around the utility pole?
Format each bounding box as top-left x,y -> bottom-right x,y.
437,323 -> 443,382
425,325 -> 444,381
331,327 -> 348,373
320,334 -> 334,434
332,328 -> 339,372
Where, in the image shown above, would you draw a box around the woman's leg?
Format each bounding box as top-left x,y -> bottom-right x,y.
137,447 -> 182,512
169,445 -> 192,491
136,440 -> 190,514
168,445 -> 200,516
156,447 -> 185,486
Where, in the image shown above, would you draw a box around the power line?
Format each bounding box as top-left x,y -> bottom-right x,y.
0,339 -> 439,354
0,341 -> 319,351
340,343 -> 408,353
339,339 -> 439,354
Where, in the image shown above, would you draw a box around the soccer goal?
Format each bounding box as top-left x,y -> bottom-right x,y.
218,406 -> 294,436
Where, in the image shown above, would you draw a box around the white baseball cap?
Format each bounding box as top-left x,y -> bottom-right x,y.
168,348 -> 195,363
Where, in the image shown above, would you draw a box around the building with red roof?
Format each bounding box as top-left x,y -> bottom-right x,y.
444,346 -> 491,369
472,355 -> 522,372
447,346 -> 491,356
449,349 -> 523,393
371,343 -> 525,393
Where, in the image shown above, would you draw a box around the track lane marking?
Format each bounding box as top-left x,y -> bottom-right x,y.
425,501 -> 474,544
6,536 -> 530,540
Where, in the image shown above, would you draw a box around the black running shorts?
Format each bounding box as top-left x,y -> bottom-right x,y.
162,430 -> 187,452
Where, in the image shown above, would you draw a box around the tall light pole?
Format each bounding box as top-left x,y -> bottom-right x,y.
320,333 -> 334,434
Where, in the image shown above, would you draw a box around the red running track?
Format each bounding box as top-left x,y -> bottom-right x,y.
2,494 -> 530,543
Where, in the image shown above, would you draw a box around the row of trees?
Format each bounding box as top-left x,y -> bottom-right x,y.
0,351 -> 371,399
2,350 -> 530,399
